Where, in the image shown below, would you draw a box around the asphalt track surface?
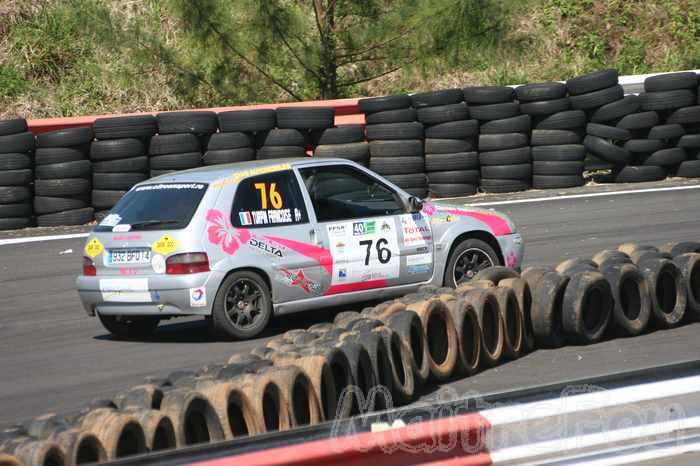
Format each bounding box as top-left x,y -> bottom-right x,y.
1,180 -> 700,426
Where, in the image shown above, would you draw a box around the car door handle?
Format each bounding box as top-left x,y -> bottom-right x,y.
309,229 -> 324,247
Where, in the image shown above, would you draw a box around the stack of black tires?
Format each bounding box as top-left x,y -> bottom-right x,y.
360,95 -> 427,197
90,115 -> 157,219
313,124 -> 369,165
202,113 -> 258,166
644,72 -> 699,179
0,118 -> 34,230
467,86 -> 532,192
213,109 -> 275,163
149,111 -> 216,176
571,69 -> 652,183
34,127 -> 94,226
256,107 -> 333,160
413,89 -> 479,197
517,82 -> 586,189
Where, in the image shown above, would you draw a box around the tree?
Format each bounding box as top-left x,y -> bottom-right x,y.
159,0 -> 506,101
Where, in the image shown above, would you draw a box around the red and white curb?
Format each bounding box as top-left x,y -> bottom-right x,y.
189,374 -> 700,466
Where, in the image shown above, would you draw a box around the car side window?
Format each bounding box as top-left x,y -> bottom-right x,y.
231,170 -> 308,227
299,165 -> 405,222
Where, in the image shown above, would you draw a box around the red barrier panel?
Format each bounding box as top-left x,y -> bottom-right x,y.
188,413 -> 492,466
27,98 -> 366,135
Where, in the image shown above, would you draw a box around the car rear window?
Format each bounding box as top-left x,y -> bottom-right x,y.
94,182 -> 208,231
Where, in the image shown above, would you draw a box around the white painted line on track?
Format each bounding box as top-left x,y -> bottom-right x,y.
470,183 -> 700,207
0,232 -> 89,246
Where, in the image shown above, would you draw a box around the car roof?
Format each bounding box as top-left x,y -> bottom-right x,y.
144,157 -> 351,185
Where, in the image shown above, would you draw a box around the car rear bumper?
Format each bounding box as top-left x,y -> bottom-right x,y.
75,271 -> 224,317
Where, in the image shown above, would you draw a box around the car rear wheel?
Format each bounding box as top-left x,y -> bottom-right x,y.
211,271 -> 272,340
97,314 -> 160,339
444,238 -> 501,287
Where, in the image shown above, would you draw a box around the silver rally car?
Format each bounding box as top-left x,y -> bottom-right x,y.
77,158 -> 523,339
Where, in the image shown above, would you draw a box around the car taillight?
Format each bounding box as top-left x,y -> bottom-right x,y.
83,256 -> 96,276
166,252 -> 210,274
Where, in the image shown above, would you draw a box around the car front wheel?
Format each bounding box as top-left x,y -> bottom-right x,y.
211,271 -> 272,340
444,238 -> 501,287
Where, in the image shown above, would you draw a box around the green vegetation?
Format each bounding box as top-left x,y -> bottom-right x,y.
0,0 -> 697,119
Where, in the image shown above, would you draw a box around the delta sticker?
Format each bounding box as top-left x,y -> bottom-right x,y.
152,235 -> 179,255
84,238 -> 104,258
189,287 -> 207,307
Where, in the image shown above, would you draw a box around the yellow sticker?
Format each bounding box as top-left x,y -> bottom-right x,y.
152,234 -> 179,255
211,163 -> 292,189
84,238 -> 104,258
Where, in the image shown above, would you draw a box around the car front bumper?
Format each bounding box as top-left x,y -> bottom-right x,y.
497,232 -> 525,271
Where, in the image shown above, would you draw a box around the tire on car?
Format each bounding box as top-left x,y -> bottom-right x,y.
211,270 -> 273,339
444,238 -> 501,288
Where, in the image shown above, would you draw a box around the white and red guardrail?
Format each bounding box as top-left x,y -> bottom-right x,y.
184,372 -> 700,466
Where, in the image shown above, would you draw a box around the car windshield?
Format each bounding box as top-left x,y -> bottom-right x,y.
94,182 -> 208,231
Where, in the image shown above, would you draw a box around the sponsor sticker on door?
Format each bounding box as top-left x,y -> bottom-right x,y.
400,213 -> 432,246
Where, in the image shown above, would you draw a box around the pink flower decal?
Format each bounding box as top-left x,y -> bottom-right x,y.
421,202 -> 437,216
506,250 -> 518,268
206,209 -> 251,255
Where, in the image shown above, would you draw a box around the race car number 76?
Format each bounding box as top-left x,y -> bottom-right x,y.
359,238 -> 391,266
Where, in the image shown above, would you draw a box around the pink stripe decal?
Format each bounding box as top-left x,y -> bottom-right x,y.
443,208 -> 512,236
263,235 -> 333,277
325,279 -> 388,296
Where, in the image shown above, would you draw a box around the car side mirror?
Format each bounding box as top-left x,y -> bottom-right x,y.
408,196 -> 423,213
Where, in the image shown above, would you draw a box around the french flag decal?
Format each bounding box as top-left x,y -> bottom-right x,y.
239,211 -> 253,226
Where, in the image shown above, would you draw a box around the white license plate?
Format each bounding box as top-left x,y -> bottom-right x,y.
109,249 -> 152,265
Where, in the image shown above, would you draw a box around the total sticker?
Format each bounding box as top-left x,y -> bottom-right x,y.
190,287 -> 207,307
84,238 -> 104,258
152,234 -> 179,255
151,254 -> 166,274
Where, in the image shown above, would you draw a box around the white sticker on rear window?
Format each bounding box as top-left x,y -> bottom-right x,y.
112,224 -> 131,233
100,213 -> 121,227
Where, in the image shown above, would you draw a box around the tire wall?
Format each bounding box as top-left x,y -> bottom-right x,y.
1,70 -> 698,229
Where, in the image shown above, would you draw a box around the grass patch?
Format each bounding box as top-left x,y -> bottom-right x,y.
0,0 -> 697,118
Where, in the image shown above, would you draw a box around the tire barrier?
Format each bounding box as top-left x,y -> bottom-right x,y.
3,240 -> 700,464
413,89 -> 477,197
363,93 -> 427,197
89,120 -> 153,221
0,118 -> 34,231
313,125 -> 369,166
468,86 -> 533,193
34,128 -> 94,227
1,69 -> 699,230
